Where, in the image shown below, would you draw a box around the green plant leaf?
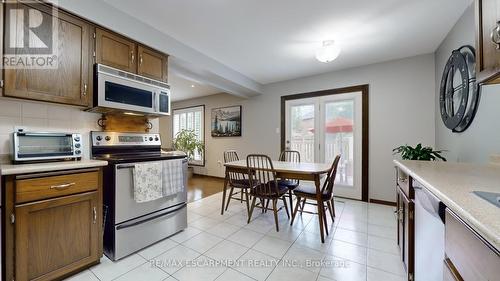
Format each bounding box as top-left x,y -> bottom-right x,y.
392,143 -> 446,161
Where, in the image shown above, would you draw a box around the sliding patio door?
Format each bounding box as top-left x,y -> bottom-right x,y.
285,91 -> 363,200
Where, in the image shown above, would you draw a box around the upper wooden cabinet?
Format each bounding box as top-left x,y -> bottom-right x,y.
137,45 -> 168,81
476,0 -> 500,84
95,28 -> 168,82
95,28 -> 137,73
3,2 -> 92,106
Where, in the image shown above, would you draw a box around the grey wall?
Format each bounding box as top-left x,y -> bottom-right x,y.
160,53 -> 436,202
435,4 -> 500,163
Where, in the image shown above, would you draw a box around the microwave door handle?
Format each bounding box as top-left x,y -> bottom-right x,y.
20,133 -> 71,137
153,91 -> 157,112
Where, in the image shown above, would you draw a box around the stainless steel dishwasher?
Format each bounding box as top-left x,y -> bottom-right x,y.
414,181 -> 446,281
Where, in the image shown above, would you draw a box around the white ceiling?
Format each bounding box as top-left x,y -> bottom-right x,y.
103,0 -> 471,84
169,73 -> 222,102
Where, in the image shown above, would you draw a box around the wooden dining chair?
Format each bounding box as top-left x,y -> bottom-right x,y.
246,154 -> 290,232
290,155 -> 341,238
223,150 -> 252,213
277,150 -> 301,215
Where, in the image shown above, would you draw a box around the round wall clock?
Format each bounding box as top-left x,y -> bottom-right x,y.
439,45 -> 479,133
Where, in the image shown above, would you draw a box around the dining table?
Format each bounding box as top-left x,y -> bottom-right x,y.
222,159 -> 332,243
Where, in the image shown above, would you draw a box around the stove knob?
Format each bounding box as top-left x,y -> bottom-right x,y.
96,136 -> 102,141
154,136 -> 159,141
75,143 -> 81,148
149,137 -> 153,141
105,136 -> 111,141
74,136 -> 80,142
75,150 -> 81,155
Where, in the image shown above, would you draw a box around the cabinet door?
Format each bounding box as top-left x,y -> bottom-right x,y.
396,188 -> 404,258
401,188 -> 415,280
476,0 -> 500,84
15,192 -> 99,281
3,2 -> 91,106
137,45 -> 168,82
95,28 -> 136,73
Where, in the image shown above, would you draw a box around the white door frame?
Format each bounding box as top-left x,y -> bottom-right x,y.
281,85 -> 369,201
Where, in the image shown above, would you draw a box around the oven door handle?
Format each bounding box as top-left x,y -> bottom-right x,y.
117,164 -> 136,169
116,203 -> 186,230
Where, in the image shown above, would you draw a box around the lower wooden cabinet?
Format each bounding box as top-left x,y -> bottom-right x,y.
396,185 -> 414,280
3,168 -> 103,281
395,167 -> 415,281
15,192 -> 100,281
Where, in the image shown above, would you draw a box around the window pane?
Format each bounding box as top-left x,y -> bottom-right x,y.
172,106 -> 204,165
173,114 -> 180,137
187,112 -> 193,130
180,113 -> 187,131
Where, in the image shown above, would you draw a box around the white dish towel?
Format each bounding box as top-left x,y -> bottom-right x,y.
162,159 -> 185,197
133,161 -> 163,203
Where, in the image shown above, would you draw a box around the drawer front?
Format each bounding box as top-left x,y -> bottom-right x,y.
16,171 -> 99,204
445,209 -> 500,281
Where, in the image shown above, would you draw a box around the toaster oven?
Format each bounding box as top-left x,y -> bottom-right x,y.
12,131 -> 83,163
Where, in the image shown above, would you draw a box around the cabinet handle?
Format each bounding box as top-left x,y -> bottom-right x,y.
139,54 -> 143,66
491,21 -> 500,50
131,51 -> 135,64
397,208 -> 404,222
93,207 -> 97,224
83,84 -> 87,96
50,182 -> 75,190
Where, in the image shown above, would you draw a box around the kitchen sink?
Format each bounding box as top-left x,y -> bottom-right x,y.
472,191 -> 500,208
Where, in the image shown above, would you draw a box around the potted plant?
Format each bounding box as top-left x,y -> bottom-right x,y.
393,143 -> 447,161
173,129 -> 204,178
393,143 -> 446,180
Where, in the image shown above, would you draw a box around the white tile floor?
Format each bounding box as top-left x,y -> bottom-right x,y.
65,192 -> 405,281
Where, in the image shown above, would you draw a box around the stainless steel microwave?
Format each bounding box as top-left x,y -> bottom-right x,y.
12,131 -> 82,163
88,64 -> 171,117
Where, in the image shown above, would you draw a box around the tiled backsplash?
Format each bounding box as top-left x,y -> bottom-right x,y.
0,97 -> 160,159
0,97 -> 101,158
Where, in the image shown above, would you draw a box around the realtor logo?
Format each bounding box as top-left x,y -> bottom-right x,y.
3,0 -> 58,69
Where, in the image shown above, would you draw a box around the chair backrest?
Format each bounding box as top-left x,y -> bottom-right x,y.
279,150 -> 300,163
224,150 -> 239,163
321,155 -> 341,196
246,154 -> 279,196
279,150 -> 300,185
224,150 -> 246,183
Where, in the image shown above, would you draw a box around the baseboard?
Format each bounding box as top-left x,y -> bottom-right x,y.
192,173 -> 225,180
369,199 -> 397,206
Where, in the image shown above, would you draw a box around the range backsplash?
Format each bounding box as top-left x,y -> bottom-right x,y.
0,97 -> 159,159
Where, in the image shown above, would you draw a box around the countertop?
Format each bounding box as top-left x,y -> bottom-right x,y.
394,160 -> 500,251
0,159 -> 108,175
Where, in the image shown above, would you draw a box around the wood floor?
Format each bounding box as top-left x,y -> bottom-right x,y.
187,174 -> 225,203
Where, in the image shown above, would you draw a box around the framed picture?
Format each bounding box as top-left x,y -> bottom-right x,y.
211,105 -> 242,137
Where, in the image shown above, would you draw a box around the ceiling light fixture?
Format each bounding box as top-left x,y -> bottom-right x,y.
191,84 -> 195,88
315,40 -> 341,63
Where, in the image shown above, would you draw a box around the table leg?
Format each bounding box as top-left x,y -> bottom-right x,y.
221,170 -> 229,215
315,174 -> 325,243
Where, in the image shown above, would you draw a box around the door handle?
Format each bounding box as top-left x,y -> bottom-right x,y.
50,182 -> 75,190
131,51 -> 135,64
139,54 -> 143,66
82,83 -> 88,96
491,21 -> 500,50
93,207 -> 97,224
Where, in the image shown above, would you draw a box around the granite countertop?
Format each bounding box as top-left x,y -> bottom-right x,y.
394,160 -> 500,251
0,159 -> 108,175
